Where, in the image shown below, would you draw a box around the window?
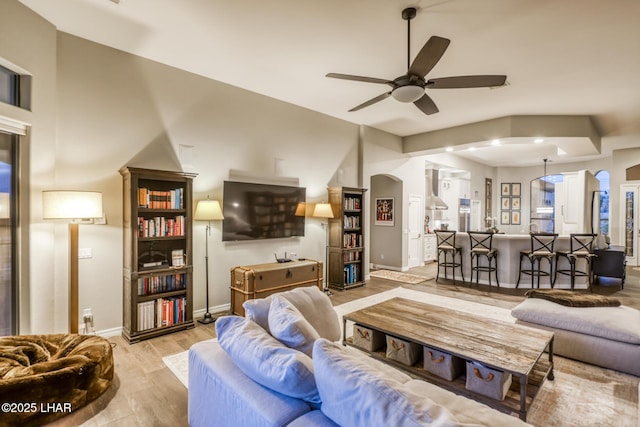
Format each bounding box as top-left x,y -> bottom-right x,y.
529,174 -> 564,233
0,64 -> 31,110
595,170 -> 610,235
0,131 -> 17,335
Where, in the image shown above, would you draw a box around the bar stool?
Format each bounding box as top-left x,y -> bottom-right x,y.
516,232 -> 558,289
555,233 -> 597,291
434,230 -> 464,284
468,231 -> 499,288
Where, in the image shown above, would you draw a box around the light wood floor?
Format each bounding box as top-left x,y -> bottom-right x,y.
49,263 -> 639,426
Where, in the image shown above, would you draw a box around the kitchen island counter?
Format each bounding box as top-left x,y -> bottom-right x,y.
449,233 -> 592,289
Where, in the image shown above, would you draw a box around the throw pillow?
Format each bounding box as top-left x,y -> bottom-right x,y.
312,339 -> 464,427
215,315 -> 320,405
268,295 -> 320,357
243,297 -> 272,332
243,286 -> 341,342
276,286 -> 341,342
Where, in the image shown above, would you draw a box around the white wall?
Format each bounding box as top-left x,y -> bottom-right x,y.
1,3 -> 361,334
363,126 -> 425,271
0,1 -> 58,333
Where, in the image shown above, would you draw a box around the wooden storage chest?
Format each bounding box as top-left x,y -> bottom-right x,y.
230,260 -> 323,316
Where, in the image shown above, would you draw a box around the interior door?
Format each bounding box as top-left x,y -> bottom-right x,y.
620,183 -> 639,266
407,194 -> 423,268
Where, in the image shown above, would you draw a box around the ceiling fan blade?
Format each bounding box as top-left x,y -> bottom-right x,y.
348,92 -> 391,112
413,93 -> 439,115
408,36 -> 451,78
427,75 -> 507,89
326,73 -> 394,86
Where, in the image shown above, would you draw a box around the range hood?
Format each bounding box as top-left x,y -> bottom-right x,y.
426,169 -> 448,210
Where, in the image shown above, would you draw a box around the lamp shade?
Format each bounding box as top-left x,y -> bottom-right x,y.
42,191 -> 103,220
312,202 -> 334,219
194,199 -> 224,221
295,202 -> 307,217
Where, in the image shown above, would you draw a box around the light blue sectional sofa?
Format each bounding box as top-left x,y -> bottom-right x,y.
511,296 -> 640,377
188,286 -> 532,427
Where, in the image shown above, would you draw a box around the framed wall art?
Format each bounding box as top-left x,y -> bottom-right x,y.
511,210 -> 521,225
501,197 -> 511,210
511,183 -> 521,197
500,182 -> 522,226
501,211 -> 510,225
375,197 -> 394,226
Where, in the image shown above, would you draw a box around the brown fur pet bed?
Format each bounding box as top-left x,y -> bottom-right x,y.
0,334 -> 114,427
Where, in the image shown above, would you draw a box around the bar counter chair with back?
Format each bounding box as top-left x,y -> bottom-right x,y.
468,231 -> 499,288
516,232 -> 558,289
555,233 -> 597,291
434,230 -> 465,284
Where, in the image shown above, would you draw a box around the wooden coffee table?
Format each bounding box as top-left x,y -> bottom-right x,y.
343,297 -> 554,421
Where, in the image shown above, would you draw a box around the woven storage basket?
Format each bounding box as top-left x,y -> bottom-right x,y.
385,335 -> 421,366
465,361 -> 512,401
423,346 -> 464,381
352,324 -> 385,352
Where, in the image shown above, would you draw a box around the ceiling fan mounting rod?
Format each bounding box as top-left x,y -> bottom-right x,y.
402,7 -> 417,71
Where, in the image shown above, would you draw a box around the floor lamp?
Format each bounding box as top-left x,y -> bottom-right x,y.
194,198 -> 224,324
312,202 -> 334,294
42,190 -> 103,334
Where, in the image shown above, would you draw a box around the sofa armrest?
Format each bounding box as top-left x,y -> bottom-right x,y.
188,340 -> 312,427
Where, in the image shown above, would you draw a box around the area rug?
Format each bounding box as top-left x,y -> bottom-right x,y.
369,269 -> 432,284
162,338 -> 215,388
163,288 -> 639,426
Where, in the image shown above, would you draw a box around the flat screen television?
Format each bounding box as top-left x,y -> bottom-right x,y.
222,181 -> 306,241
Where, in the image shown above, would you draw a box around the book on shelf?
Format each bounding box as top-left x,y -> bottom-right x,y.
344,196 -> 361,210
343,215 -> 360,228
137,295 -> 187,331
138,187 -> 184,209
343,263 -> 361,284
137,216 -> 185,238
141,260 -> 165,268
138,273 -> 186,296
343,233 -> 363,248
171,249 -> 184,267
137,300 -> 156,331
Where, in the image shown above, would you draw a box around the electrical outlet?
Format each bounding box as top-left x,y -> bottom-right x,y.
82,308 -> 95,334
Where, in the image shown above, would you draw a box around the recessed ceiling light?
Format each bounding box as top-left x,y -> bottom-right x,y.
534,138 -> 544,144
491,139 -> 501,146
468,147 -> 476,151
445,147 -> 454,152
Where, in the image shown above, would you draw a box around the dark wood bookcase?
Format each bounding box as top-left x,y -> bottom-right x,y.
120,167 -> 196,343
327,187 -> 367,290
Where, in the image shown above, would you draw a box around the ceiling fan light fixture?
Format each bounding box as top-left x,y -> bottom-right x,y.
391,85 -> 424,103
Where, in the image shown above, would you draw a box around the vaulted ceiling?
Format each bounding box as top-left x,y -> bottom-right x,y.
19,0 -> 640,166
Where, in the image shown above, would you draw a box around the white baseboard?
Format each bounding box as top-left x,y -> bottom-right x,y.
93,326 -> 122,338
192,303 -> 230,320
371,263 -> 404,272
92,303 -> 231,339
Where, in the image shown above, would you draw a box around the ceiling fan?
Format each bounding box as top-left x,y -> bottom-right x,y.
326,7 -> 507,115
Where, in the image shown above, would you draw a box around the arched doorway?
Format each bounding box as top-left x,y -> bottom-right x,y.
370,174 -> 405,270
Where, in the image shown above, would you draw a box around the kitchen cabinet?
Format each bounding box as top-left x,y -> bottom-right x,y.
424,234 -> 437,263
